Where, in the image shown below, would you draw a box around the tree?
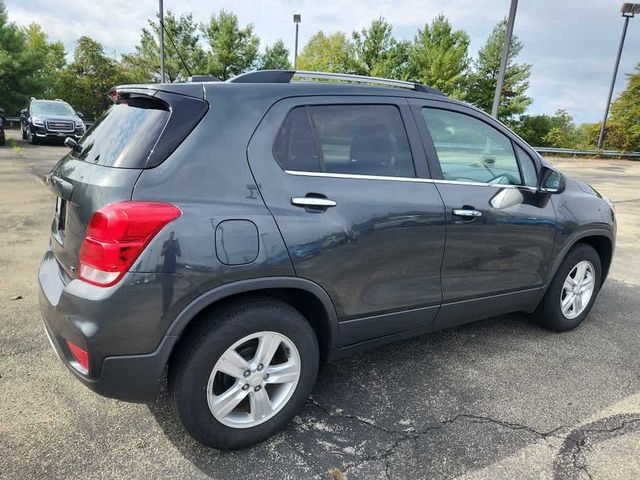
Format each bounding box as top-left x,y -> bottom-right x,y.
55,36 -> 130,119
23,24 -> 65,98
353,18 -> 390,74
466,19 -> 531,123
407,15 -> 470,97
0,1 -> 66,114
202,10 -> 259,80
515,114 -> 554,146
259,39 -> 291,70
543,109 -> 578,148
296,31 -> 361,74
604,64 -> 640,152
122,11 -> 207,83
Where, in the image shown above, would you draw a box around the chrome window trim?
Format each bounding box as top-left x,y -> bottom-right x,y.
284,170 -> 432,183
284,170 -> 538,191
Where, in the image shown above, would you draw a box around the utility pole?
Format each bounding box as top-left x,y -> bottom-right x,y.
491,0 -> 518,118
159,0 -> 165,83
293,14 -> 301,69
597,3 -> 639,149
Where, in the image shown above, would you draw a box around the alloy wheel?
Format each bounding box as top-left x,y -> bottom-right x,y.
560,260 -> 595,319
206,331 -> 301,429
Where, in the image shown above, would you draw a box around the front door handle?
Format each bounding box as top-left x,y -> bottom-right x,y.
291,197 -> 337,208
452,208 -> 482,218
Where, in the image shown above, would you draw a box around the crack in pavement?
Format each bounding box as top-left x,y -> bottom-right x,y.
308,398 -> 640,480
308,397 -> 571,478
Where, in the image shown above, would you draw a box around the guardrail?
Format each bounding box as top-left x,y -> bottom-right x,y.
4,116 -> 20,126
534,146 -> 640,159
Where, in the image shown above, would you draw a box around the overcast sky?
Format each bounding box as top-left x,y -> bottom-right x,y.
6,0 -> 640,123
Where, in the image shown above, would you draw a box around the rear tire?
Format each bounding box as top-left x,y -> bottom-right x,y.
169,299 -> 319,449
535,243 -> 601,331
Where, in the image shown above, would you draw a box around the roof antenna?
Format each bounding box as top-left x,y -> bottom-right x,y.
160,18 -> 193,79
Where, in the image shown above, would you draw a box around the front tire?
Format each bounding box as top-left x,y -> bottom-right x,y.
26,128 -> 38,145
169,299 -> 319,449
535,243 -> 601,331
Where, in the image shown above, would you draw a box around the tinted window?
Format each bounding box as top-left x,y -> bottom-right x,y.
422,108 -> 523,185
274,105 -> 415,178
74,98 -> 169,168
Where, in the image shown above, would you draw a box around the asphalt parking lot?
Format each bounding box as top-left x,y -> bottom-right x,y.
1,129 -> 638,479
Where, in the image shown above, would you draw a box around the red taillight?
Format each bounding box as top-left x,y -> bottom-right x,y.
66,340 -> 89,375
78,202 -> 181,287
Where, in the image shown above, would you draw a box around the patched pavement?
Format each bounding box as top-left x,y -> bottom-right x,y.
0,129 -> 638,479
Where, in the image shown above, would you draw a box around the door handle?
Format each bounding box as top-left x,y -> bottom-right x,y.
291,197 -> 337,208
452,208 -> 482,218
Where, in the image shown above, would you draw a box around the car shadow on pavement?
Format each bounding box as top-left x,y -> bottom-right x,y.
147,279 -> 640,480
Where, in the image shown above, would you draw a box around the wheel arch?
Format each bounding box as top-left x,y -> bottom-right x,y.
164,277 -> 340,368
546,228 -> 614,291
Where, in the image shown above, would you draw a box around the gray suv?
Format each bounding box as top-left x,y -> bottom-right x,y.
38,71 -> 616,449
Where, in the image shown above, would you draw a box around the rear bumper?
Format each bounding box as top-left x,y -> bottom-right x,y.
40,315 -> 170,402
38,249 -> 190,402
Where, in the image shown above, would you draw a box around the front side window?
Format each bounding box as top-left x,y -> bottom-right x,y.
422,108 -> 523,186
274,105 -> 415,178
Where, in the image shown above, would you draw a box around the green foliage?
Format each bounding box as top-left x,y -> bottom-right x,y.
466,19 -> 531,123
0,1 -> 66,115
605,64 -> 640,152
259,39 -> 291,70
543,109 -> 577,148
407,14 -> 470,98
515,114 -> 554,146
122,11 -> 207,83
515,110 -> 600,149
296,31 -> 361,74
202,10 -> 259,80
54,36 -> 131,119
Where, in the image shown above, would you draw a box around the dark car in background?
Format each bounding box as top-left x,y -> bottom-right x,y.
21,98 -> 85,144
0,108 -> 5,146
39,70 -> 615,450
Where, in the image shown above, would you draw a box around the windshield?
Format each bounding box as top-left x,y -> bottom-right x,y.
73,97 -> 170,168
31,102 -> 75,116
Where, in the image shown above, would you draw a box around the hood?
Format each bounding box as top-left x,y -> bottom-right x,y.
35,114 -> 81,123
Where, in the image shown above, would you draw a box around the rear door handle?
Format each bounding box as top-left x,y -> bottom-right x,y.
452,208 -> 482,218
291,197 -> 337,208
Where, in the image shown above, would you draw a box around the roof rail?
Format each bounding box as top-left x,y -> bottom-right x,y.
229,70 -> 445,96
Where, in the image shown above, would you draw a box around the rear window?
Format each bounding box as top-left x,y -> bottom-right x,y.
274,105 -> 415,178
74,97 -> 170,168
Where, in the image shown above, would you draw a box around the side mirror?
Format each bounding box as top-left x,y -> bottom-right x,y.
77,112 -> 84,118
538,166 -> 566,194
20,109 -> 27,116
64,137 -> 82,153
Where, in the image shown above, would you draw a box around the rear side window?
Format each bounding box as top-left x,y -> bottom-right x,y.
274,105 -> 415,178
75,97 -> 169,168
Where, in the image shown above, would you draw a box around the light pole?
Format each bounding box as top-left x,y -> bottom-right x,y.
597,3 -> 639,149
491,0 -> 519,118
159,0 -> 165,83
293,14 -> 301,69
